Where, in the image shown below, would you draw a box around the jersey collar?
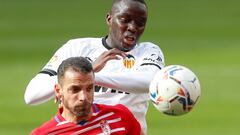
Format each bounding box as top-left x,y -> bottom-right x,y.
102,36 -> 112,50
54,104 -> 100,125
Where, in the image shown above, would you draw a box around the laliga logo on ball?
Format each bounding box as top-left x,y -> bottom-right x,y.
149,65 -> 201,116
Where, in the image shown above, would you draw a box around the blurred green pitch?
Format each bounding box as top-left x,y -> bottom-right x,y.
0,0 -> 240,134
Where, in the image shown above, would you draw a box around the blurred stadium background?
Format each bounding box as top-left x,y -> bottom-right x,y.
0,0 -> 239,134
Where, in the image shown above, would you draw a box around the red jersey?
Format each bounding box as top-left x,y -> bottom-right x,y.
31,104 -> 140,135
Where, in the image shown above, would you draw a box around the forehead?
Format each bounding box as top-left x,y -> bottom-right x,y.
112,0 -> 147,16
62,69 -> 94,85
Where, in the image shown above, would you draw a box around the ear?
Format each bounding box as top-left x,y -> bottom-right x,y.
54,84 -> 62,100
106,13 -> 112,26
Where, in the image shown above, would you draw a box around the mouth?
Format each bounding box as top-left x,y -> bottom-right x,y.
124,35 -> 136,46
74,103 -> 90,113
75,102 -> 89,110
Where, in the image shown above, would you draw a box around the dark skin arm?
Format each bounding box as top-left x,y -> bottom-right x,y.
92,48 -> 126,72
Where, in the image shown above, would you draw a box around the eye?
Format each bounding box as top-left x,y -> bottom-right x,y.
135,18 -> 146,27
86,85 -> 93,92
68,86 -> 80,94
119,17 -> 131,24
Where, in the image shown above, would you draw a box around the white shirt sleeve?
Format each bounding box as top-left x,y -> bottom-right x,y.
95,65 -> 161,93
24,74 -> 57,105
24,40 -> 76,105
95,42 -> 165,94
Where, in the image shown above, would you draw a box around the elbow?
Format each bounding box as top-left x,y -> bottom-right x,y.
24,79 -> 40,105
24,94 -> 35,105
24,89 -> 54,105
24,87 -> 38,105
24,85 -> 54,105
24,74 -> 56,105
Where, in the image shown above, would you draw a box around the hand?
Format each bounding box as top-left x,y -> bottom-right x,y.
93,48 -> 126,72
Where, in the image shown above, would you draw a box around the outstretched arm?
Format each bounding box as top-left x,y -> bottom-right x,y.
24,46 -> 127,105
93,43 -> 165,94
24,41 -> 164,104
95,65 -> 161,93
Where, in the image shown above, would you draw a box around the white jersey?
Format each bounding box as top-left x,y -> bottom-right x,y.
26,37 -> 165,134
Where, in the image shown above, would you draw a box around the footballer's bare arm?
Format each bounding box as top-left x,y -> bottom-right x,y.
93,48 -> 126,72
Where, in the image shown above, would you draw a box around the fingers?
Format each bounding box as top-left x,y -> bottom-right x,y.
106,48 -> 127,59
92,48 -> 127,72
104,53 -> 121,61
101,48 -> 127,62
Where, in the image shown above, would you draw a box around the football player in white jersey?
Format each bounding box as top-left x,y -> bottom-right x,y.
24,0 -> 165,134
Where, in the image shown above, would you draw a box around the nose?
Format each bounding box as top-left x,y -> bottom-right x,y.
127,21 -> 137,33
78,90 -> 87,101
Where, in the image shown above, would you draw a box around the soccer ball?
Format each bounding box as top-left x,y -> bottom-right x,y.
149,65 -> 201,116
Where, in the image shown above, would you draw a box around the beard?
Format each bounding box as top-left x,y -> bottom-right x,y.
73,102 -> 91,117
62,96 -> 92,118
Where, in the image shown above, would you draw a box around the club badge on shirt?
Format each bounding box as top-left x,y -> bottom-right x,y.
123,54 -> 135,69
100,120 -> 111,135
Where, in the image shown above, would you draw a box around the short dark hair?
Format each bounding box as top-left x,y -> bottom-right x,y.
112,0 -> 146,5
57,57 -> 93,83
111,0 -> 147,14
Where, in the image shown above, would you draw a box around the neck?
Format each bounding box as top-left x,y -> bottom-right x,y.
105,35 -> 114,49
61,107 -> 92,124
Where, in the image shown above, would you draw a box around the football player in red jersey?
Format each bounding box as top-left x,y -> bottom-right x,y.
31,57 -> 140,135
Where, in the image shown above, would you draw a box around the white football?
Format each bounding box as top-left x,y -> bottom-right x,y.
149,65 -> 201,116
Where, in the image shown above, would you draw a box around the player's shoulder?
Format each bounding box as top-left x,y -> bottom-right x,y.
136,42 -> 163,53
58,37 -> 102,54
66,37 -> 102,46
113,104 -> 131,112
30,118 -> 57,135
138,42 -> 160,49
135,42 -> 164,57
98,104 -> 133,116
